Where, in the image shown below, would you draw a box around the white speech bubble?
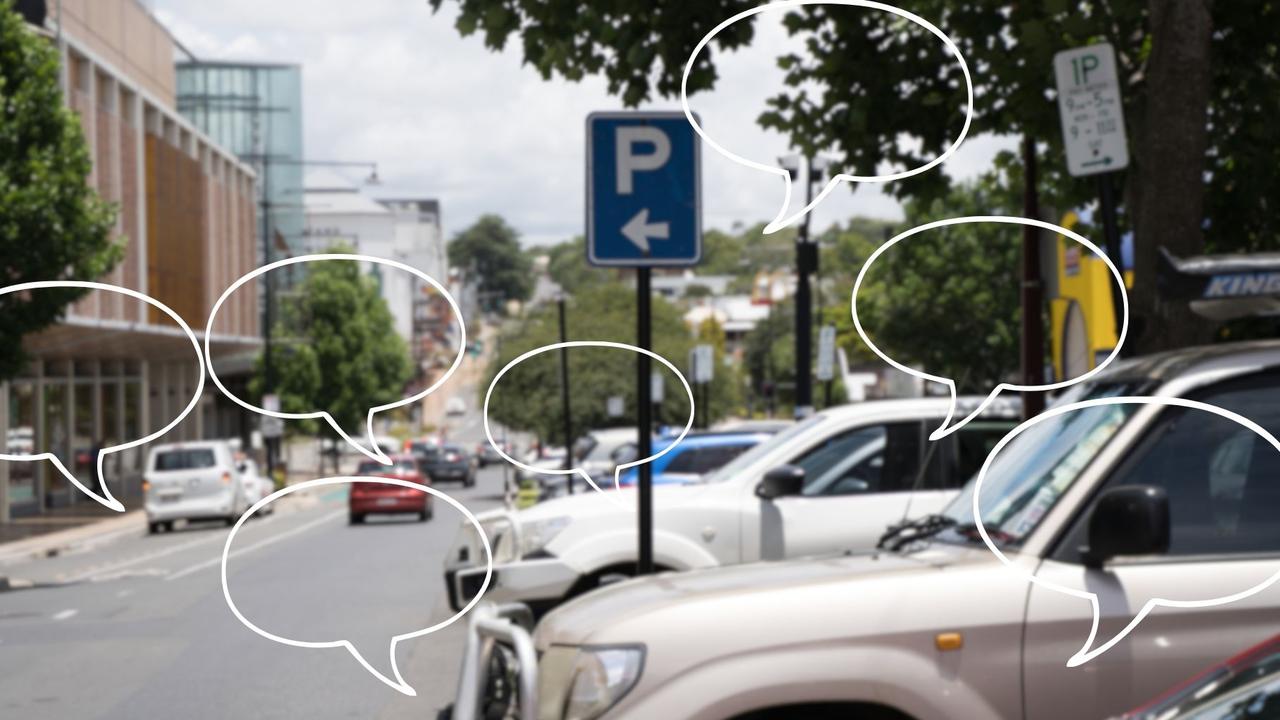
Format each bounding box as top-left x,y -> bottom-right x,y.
482,341 -> 695,504
0,281 -> 205,512
221,476 -> 493,696
851,216 -> 1129,440
973,396 -> 1280,667
205,254 -> 465,466
681,0 -> 975,234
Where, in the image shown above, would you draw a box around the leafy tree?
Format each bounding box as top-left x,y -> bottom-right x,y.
252,255 -> 412,436
0,0 -> 120,380
430,0 -> 1279,354
541,236 -> 611,294
854,157 -> 1056,394
448,214 -> 534,310
484,284 -> 737,441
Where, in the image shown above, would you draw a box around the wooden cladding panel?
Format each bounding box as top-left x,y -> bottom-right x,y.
144,134 -> 207,328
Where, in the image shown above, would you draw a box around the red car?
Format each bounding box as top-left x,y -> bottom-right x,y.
348,454 -> 433,524
1117,634 -> 1280,719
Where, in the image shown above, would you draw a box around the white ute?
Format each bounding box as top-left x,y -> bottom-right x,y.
455,341 -> 1280,720
444,397 -> 1018,614
143,440 -> 250,533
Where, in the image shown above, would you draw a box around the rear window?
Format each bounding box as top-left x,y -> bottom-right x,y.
154,449 -> 217,471
411,443 -> 439,457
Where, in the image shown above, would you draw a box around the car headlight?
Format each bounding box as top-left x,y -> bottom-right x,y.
538,645 -> 644,720
519,516 -> 571,558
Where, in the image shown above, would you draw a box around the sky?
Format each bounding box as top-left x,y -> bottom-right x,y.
148,0 -> 1009,246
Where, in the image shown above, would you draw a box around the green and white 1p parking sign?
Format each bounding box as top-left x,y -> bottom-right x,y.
1053,43 -> 1130,177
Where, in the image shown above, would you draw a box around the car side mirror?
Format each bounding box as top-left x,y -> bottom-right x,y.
756,465 -> 806,501
1082,485 -> 1169,569
237,462 -> 248,474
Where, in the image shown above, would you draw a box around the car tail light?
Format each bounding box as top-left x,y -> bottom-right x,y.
446,453 -> 461,462
142,480 -> 151,493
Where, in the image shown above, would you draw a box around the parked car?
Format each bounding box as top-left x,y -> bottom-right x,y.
457,341 -> 1280,720
415,443 -> 475,487
447,397 -> 467,416
443,396 -> 1020,616
1118,634 -> 1280,719
143,440 -> 249,533
616,432 -> 773,487
349,454 -> 432,524
237,456 -> 274,515
475,440 -> 514,468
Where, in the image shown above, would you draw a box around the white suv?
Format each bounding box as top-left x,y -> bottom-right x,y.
457,341 -> 1280,720
444,397 -> 1019,615
143,440 -> 249,533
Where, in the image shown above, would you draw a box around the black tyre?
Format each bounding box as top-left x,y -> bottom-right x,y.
148,522 -> 161,535
164,521 -> 175,533
349,513 -> 365,525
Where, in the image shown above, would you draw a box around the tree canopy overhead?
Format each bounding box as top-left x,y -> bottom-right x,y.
0,0 -> 120,380
431,0 -> 1279,354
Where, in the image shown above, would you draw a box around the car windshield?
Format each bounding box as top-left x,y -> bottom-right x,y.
936,382 -> 1138,547
702,413 -> 827,484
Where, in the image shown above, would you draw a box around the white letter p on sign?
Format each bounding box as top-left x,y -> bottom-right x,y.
616,126 -> 670,196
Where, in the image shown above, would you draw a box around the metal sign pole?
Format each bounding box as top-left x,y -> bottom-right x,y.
557,296 -> 574,493
637,268 -> 654,575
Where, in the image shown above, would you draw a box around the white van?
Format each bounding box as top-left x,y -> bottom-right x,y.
143,441 -> 249,533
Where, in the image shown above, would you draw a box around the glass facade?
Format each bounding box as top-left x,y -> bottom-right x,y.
176,62 -> 305,260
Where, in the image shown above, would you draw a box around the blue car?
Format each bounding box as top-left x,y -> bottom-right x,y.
617,432 -> 772,487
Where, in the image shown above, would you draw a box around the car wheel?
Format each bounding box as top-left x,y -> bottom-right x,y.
349,513 -> 365,525
465,475 -> 475,488
148,522 -> 161,535
224,516 -> 237,527
418,510 -> 430,522
164,521 -> 175,533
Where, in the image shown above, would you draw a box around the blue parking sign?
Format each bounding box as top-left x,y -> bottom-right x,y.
587,112 -> 701,267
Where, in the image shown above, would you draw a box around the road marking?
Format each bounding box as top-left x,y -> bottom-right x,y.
51,609 -> 78,621
64,533 -> 229,584
165,509 -> 345,582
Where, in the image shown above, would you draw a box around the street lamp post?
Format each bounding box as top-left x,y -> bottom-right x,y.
780,154 -> 825,420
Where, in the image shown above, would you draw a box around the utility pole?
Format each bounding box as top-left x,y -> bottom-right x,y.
1020,135 -> 1046,420
557,295 -> 573,493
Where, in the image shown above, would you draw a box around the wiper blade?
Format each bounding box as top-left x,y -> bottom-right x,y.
876,514 -> 956,552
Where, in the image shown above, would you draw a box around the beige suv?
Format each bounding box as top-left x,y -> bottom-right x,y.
450,341 -> 1280,720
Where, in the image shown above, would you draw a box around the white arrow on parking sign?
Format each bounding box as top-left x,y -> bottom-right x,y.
622,209 -> 670,253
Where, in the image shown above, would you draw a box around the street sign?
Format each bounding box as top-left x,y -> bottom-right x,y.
691,344 -> 714,384
607,396 -> 625,418
260,394 -> 283,439
260,416 -> 283,439
1053,44 -> 1129,177
816,325 -> 837,382
587,112 -> 701,267
651,371 -> 665,403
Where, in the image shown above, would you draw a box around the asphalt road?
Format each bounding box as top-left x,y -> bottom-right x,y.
0,404 -> 514,719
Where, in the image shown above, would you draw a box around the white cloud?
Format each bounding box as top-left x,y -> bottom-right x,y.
151,0 -> 1005,245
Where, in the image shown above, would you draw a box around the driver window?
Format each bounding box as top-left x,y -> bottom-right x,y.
792,422 -> 923,497
1062,371 -> 1280,559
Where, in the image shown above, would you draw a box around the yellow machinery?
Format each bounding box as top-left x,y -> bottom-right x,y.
1048,211 -> 1134,382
